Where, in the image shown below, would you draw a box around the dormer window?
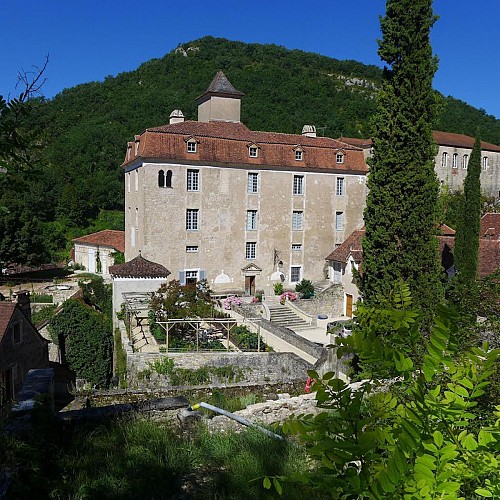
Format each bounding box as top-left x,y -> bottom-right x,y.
248,145 -> 259,158
187,140 -> 197,153
295,150 -> 303,161
134,141 -> 140,155
336,152 -> 345,164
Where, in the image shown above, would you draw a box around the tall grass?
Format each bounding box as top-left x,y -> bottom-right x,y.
2,415 -> 318,499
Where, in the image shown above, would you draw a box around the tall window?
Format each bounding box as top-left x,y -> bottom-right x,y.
336,153 -> 344,164
290,266 -> 301,283
336,177 -> 345,196
187,169 -> 199,191
246,210 -> 258,230
135,170 -> 139,190
293,175 -> 304,195
483,156 -> 489,170
186,209 -> 199,230
292,211 -> 303,230
158,170 -> 165,187
247,173 -> 259,193
127,172 -> 131,192
462,154 -> 468,169
245,242 -> 256,259
452,153 -> 458,168
165,170 -> 172,188
441,152 -> 448,167
335,211 -> 344,231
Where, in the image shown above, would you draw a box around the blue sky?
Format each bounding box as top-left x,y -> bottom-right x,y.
1,0 -> 499,120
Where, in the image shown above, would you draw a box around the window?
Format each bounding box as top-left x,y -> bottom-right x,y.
186,209 -> 199,230
483,156 -> 489,170
441,152 -> 448,168
134,140 -> 139,155
462,154 -> 468,169
292,211 -> 303,230
290,266 -> 301,283
246,242 -> 256,260
295,150 -> 303,161
127,173 -> 131,193
135,170 -> 139,190
249,146 -> 258,158
158,170 -> 165,187
187,169 -> 199,191
293,175 -> 304,195
185,270 -> 199,285
335,211 -> 344,231
135,208 -> 138,227
336,177 -> 345,196
452,153 -> 458,168
246,210 -> 258,230
165,170 -> 172,188
186,246 -> 198,253
247,172 -> 259,193
187,140 -> 197,153
336,153 -> 344,164
292,244 -> 302,251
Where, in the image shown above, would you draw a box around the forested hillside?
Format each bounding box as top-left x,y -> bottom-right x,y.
4,36 -> 500,265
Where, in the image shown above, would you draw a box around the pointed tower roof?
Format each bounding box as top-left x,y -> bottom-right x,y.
196,71 -> 244,103
109,253 -> 171,278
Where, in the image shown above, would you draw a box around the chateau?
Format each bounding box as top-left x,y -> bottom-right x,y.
122,72 -> 368,294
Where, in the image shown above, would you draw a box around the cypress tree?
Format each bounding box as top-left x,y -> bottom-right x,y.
360,0 -> 443,317
452,135 -> 482,310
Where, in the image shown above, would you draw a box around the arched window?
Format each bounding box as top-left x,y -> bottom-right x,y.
158,170 -> 165,187
166,170 -> 172,188
441,152 -> 448,167
462,154 -> 468,169
452,153 -> 458,168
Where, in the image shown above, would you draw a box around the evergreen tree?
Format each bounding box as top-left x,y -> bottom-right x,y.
452,135 -> 482,310
360,0 -> 443,320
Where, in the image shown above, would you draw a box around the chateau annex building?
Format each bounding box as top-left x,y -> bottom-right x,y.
122,72 -> 368,295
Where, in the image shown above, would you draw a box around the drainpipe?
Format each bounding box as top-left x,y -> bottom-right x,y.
189,402 -> 284,441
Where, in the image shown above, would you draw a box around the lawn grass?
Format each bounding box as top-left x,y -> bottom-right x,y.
2,413 -> 319,499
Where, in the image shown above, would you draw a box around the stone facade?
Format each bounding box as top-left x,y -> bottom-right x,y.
123,72 -> 368,295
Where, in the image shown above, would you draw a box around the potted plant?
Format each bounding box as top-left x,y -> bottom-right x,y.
295,279 -> 315,299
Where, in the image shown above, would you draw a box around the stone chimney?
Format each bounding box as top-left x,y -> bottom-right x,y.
196,71 -> 244,123
169,109 -> 185,124
302,125 -> 317,138
12,290 -> 31,322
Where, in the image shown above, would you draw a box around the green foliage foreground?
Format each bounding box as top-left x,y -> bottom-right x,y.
2,417 -> 312,499
279,285 -> 500,498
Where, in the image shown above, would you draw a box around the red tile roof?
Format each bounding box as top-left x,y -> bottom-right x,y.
109,254 -> 171,278
480,213 -> 500,239
122,121 -> 368,174
325,228 -> 365,262
0,302 -> 16,341
327,229 -> 499,278
339,132 -> 500,152
73,230 -> 125,253
438,223 -> 456,236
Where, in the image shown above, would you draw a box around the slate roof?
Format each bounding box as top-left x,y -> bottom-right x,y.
73,230 -> 125,253
480,213 -> 500,239
196,70 -> 244,101
123,121 -> 367,173
0,302 -> 16,341
109,254 -> 171,278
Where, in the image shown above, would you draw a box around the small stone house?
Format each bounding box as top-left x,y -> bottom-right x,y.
0,291 -> 49,404
73,230 -> 125,274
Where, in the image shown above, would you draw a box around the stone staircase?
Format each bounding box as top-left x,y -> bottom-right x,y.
267,303 -> 312,331
312,279 -> 333,295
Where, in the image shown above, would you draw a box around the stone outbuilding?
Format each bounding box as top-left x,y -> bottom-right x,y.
72,230 -> 125,275
0,291 -> 49,404
109,254 -> 171,328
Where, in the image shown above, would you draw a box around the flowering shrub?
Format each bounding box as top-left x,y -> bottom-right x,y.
223,295 -> 242,310
251,294 -> 263,303
280,291 -> 298,305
